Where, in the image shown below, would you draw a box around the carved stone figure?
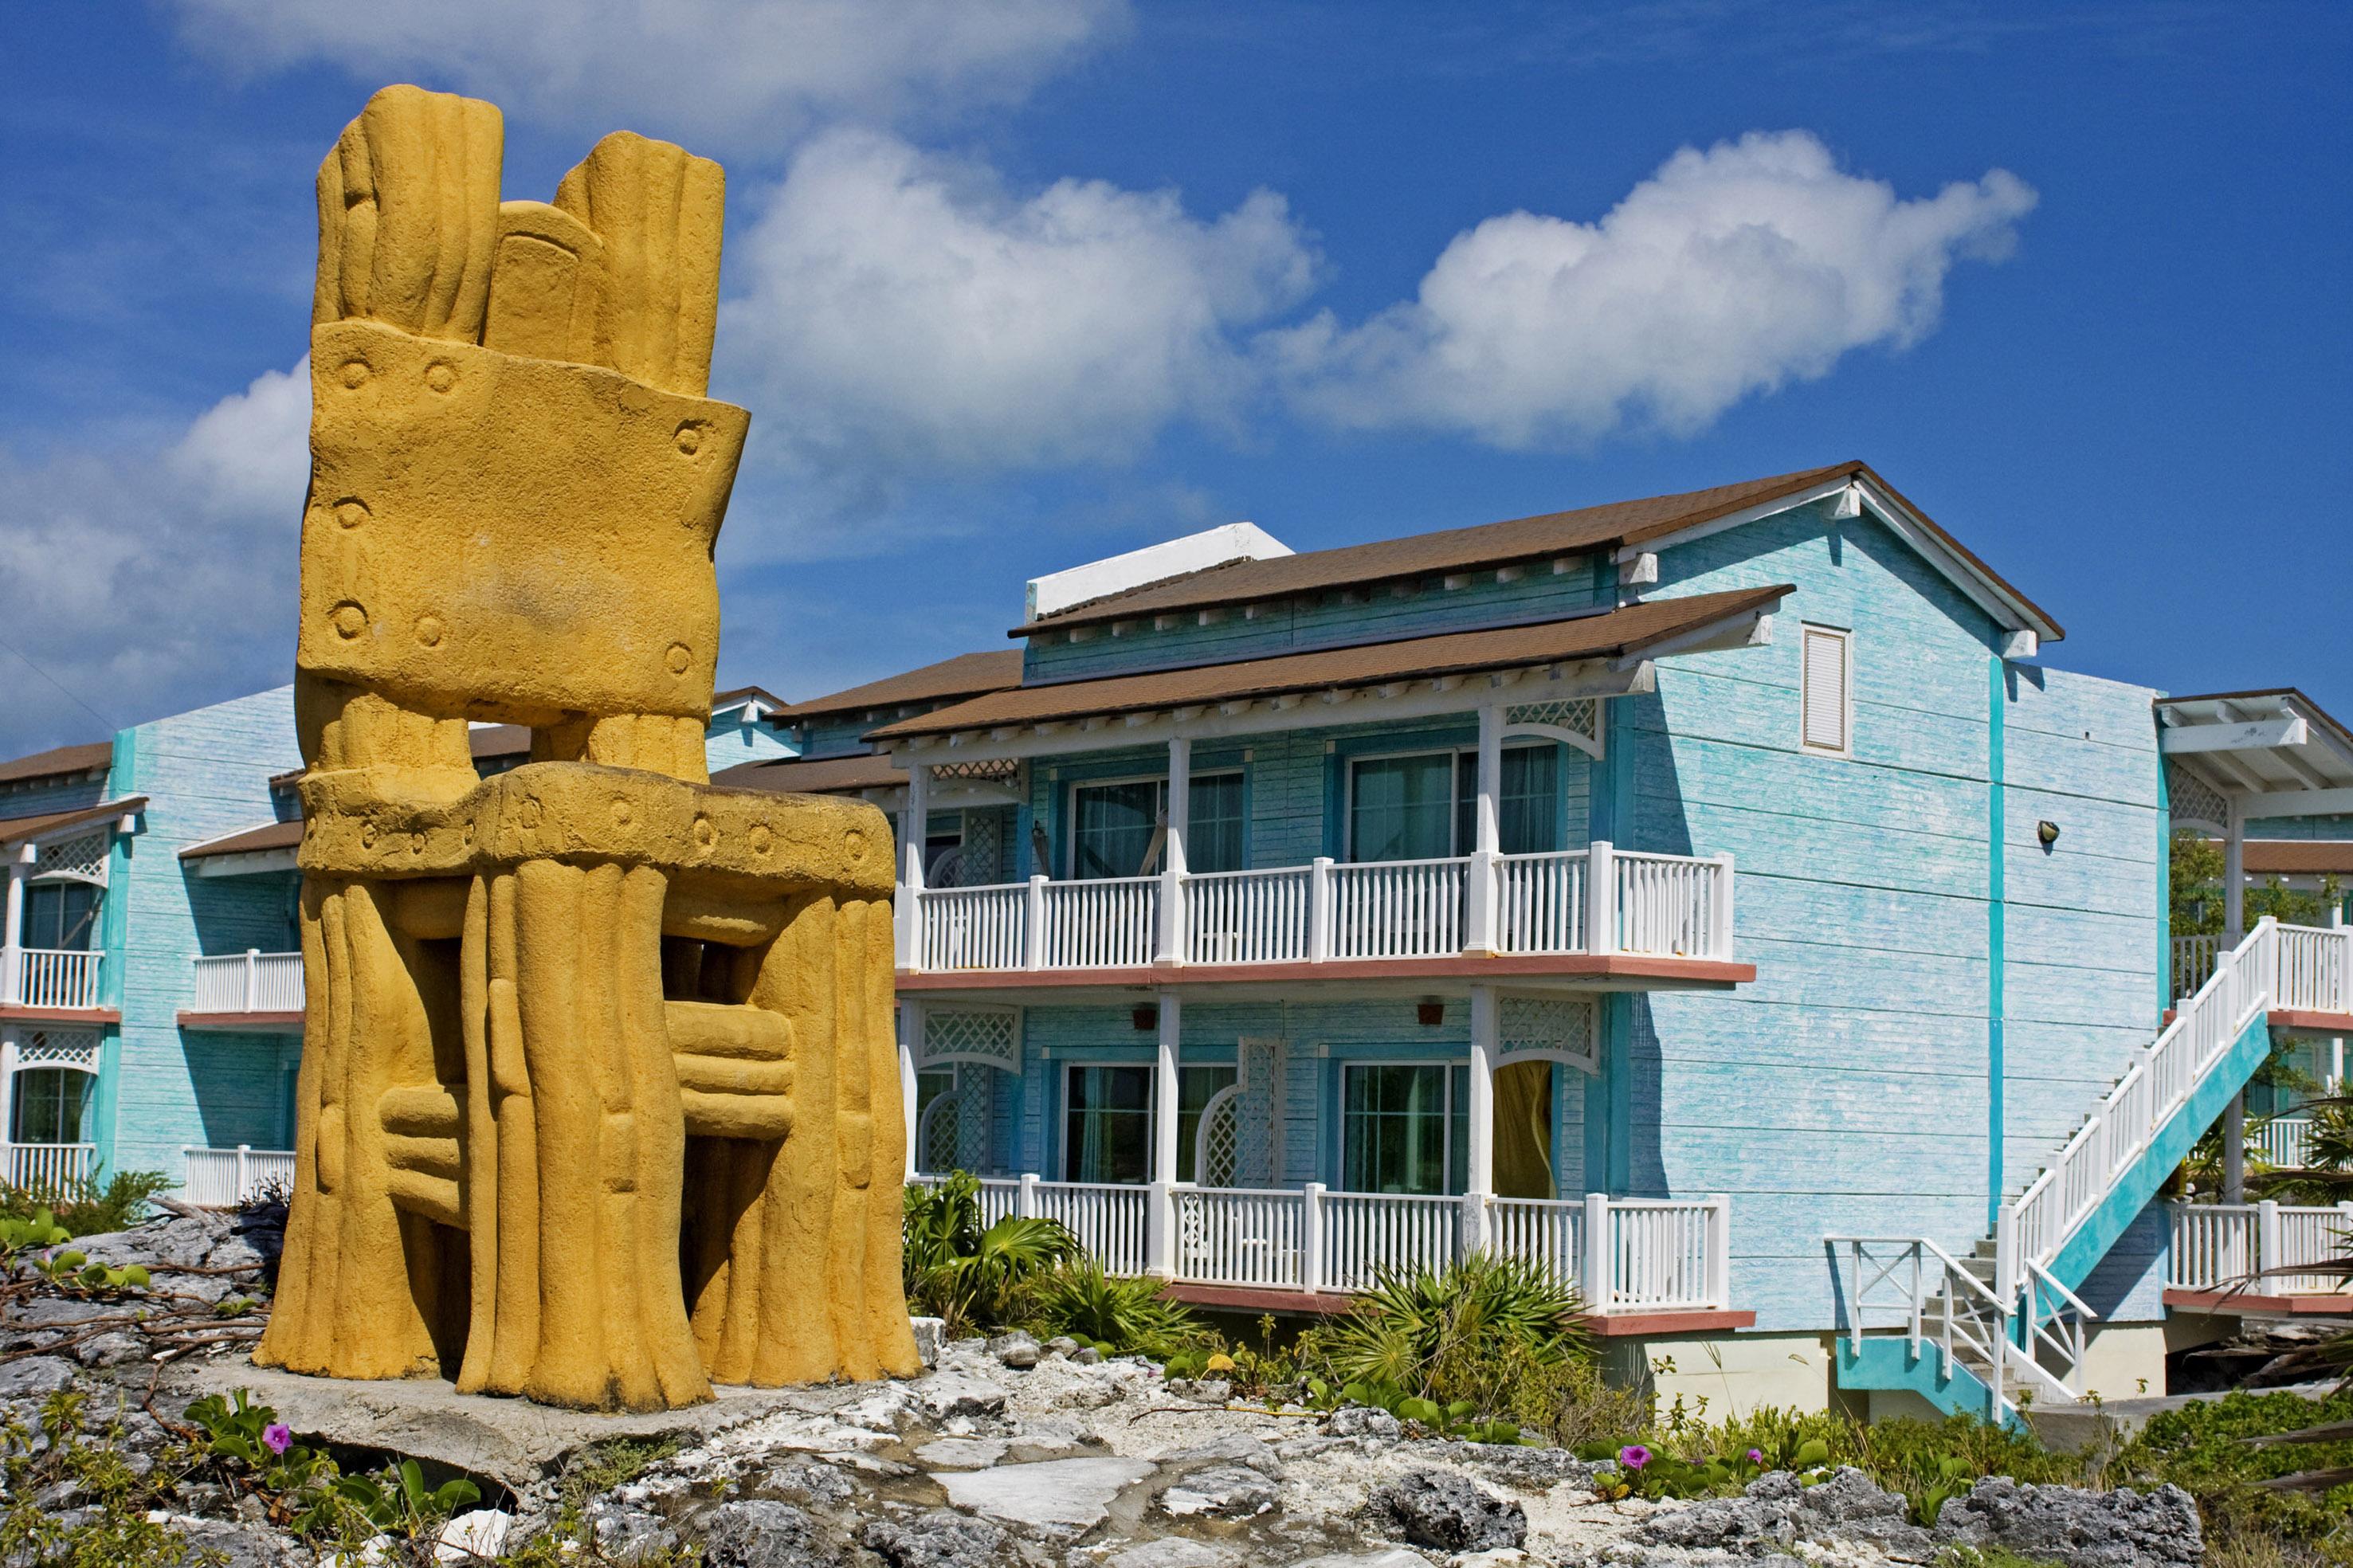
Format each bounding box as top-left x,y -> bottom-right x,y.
255,85 -> 918,1410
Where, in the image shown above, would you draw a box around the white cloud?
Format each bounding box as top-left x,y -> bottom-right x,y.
1269,130 -> 2037,447
165,0 -> 1126,148
716,129 -> 1319,476
0,365 -> 311,755
170,359 -> 312,519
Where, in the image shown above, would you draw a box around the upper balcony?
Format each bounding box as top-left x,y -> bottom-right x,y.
0,948 -> 104,1013
181,950 -> 306,1031
901,839 -> 1743,996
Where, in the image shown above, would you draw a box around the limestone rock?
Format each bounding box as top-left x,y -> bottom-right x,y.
700,1499 -> 831,1567
1045,1336 -> 1082,1358
1074,1347 -> 1104,1365
75,1331 -> 148,1369
1367,1468 -> 1527,1554
436,1510 -> 515,1563
936,1455 -> 1158,1537
912,1317 -> 947,1368
863,1507 -> 1014,1568
1099,1540 -> 1241,1568
1637,1468 -> 1931,1558
1327,1406 -> 1402,1440
1935,1476 -> 2202,1568
1164,1378 -> 1232,1405
1159,1464 -> 1278,1519
989,1331 -> 1042,1369
0,1357 -> 79,1398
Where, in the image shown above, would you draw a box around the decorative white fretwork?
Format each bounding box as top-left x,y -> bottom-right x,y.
32,832 -> 110,886
919,1007 -> 1020,1072
1498,995 -> 1599,1073
2165,760 -> 2231,834
931,759 -> 1020,784
16,1028 -> 101,1072
961,810 -> 1003,886
1196,1086 -> 1239,1187
917,1067 -> 998,1174
1504,699 -> 1603,760
918,1092 -> 963,1173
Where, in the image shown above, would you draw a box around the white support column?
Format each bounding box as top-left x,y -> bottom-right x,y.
2256,1199 -> 2282,1279
0,853 -> 27,1006
1706,1194 -> 1733,1311
2222,795 -> 2248,1204
1465,986 -> 1497,1252
898,1002 -> 924,1179
1156,736 -> 1190,964
1465,704 -> 1504,954
1023,875 -> 1049,970
895,764 -> 931,970
1308,857 -> 1333,962
1147,994 -> 1182,1276
0,1028 -> 17,1158
1300,1182 -> 1326,1295
1582,1192 -> 1612,1313
1584,840 -> 1618,955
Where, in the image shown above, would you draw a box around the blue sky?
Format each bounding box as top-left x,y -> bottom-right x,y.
1,1 -> 2346,758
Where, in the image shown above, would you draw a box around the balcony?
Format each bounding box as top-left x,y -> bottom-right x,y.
178,1144 -> 296,1207
181,951 -> 305,1030
914,1174 -> 1739,1327
0,1141 -> 96,1198
904,841 -> 1743,993
2167,1200 -> 2353,1310
0,948 -> 104,1014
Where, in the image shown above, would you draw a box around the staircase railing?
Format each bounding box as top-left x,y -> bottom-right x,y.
2009,1259 -> 2096,1405
1828,1236 -> 2014,1418
2003,919 -> 2278,1292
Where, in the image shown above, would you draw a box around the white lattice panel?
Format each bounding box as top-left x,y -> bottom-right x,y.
962,810 -> 1002,885
1506,699 -> 1602,758
2166,760 -> 2231,833
920,1008 -> 1020,1070
919,1093 -> 964,1173
1234,1037 -> 1284,1186
1499,995 -> 1598,1072
18,1028 -> 100,1071
33,832 -> 110,884
1197,1088 -> 1239,1187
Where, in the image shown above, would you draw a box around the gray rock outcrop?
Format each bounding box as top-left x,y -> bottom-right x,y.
1367,1466 -> 1527,1553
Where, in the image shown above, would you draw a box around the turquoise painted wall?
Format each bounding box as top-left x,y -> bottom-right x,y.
703,715 -> 796,774
0,763 -> 113,821
104,687 -> 304,1179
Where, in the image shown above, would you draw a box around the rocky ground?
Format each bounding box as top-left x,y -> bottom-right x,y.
0,1208 -> 2205,1567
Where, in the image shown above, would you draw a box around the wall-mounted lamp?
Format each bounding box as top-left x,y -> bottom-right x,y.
1131,1005 -> 1159,1032
2037,820 -> 2061,850
1417,999 -> 1446,1028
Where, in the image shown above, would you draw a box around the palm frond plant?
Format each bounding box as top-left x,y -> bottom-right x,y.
1315,1252 -> 1591,1429
1022,1256 -> 1210,1358
903,1172 -> 1079,1336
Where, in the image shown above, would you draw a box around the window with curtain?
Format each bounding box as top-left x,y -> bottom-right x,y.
10,1068 -> 89,1144
1175,1063 -> 1237,1184
1340,1062 -> 1469,1195
21,882 -> 99,951
1351,745 -> 1563,862
1063,1064 -> 1153,1183
1069,773 -> 1244,880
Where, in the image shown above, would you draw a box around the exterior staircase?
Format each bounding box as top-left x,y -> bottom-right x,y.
1829,919 -> 2292,1425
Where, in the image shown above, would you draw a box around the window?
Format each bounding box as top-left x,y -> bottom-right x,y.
1801,625 -> 1853,755
1069,773 -> 1244,880
20,882 -> 98,951
1347,746 -> 1562,862
10,1068 -> 89,1145
1341,1063 -> 1469,1195
1063,1064 -> 1154,1183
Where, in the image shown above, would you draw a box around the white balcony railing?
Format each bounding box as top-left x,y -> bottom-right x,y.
179,1145 -> 296,1207
189,951 -> 305,1014
906,840 -> 1735,974
0,1141 -> 95,1197
2255,1117 -> 2314,1169
2168,1201 -> 2353,1296
2172,925 -> 2351,1012
1,948 -> 104,1010
911,1173 -> 1731,1312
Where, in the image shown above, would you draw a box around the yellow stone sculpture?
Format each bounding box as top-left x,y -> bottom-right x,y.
256,85 -> 919,1410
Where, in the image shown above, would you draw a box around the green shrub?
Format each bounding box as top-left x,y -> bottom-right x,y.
0,1171 -> 176,1237
2112,1386 -> 2353,1552
903,1173 -> 1078,1335
1022,1256 -> 1210,1358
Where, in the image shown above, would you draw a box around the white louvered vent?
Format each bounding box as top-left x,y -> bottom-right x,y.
1801,625 -> 1851,755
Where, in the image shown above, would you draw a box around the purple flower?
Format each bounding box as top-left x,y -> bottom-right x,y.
1618,1445 -> 1651,1470
261,1423 -> 292,1456
1747,1448 -> 1764,1464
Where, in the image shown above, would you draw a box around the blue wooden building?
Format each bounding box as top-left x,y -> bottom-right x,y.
841,462 -> 2353,1420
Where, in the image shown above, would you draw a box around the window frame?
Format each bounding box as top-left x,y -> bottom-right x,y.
1064,768 -> 1245,880
1059,1060 -> 1157,1186
1338,1058 -> 1470,1197
1341,741 -> 1563,863
1798,622 -> 1856,759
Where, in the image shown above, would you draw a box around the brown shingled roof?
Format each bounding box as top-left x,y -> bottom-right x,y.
2221,840 -> 2353,877
876,586 -> 1791,740
777,651 -> 1026,723
179,819 -> 305,860
0,798 -> 147,849
1012,461 -> 2061,641
712,753 -> 908,794
0,742 -> 112,789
